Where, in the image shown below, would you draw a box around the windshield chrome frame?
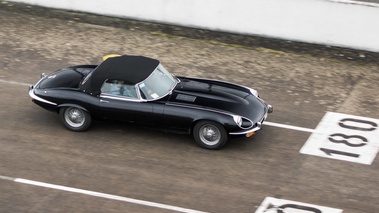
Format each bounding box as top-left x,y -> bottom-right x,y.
136,64 -> 179,102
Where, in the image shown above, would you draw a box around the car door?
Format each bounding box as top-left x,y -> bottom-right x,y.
99,94 -> 154,125
98,80 -> 154,125
160,102 -> 196,133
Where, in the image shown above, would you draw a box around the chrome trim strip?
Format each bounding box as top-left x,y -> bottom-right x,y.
165,102 -> 236,117
229,125 -> 262,135
28,88 -> 57,106
165,102 -> 254,129
28,76 -> 57,106
100,94 -> 145,102
240,117 -> 254,130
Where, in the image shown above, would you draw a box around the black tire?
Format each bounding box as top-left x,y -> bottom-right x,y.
59,107 -> 91,132
193,121 -> 228,149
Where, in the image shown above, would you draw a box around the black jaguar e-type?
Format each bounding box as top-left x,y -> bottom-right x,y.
29,55 -> 273,149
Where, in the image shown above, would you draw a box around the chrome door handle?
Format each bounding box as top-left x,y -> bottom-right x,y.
100,99 -> 109,103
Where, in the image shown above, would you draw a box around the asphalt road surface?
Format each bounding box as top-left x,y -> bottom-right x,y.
1,3 -> 379,213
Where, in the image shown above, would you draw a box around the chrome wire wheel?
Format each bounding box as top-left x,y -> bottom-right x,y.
199,124 -> 221,146
193,121 -> 228,149
64,107 -> 85,128
59,106 -> 91,132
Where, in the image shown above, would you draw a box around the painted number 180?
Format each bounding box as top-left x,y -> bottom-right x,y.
300,112 -> 379,165
320,118 -> 377,158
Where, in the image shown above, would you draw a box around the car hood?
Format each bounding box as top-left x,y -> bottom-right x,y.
169,77 -> 267,122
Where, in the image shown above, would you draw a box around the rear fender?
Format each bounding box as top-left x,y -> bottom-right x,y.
57,103 -> 89,114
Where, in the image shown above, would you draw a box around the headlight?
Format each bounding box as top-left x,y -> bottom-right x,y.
249,88 -> 258,97
233,115 -> 242,126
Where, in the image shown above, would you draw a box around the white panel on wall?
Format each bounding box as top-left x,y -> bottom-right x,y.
6,0 -> 379,52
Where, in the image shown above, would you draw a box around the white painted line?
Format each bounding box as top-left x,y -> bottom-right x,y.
264,121 -> 315,133
255,197 -> 343,213
0,175 -> 15,181
0,79 -> 31,86
0,175 -> 207,213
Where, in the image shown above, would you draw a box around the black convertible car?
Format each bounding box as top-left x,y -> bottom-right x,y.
29,55 -> 273,149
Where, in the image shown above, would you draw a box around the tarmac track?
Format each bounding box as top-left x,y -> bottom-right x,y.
0,2 -> 379,213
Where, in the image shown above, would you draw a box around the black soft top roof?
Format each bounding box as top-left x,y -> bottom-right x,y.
80,55 -> 159,95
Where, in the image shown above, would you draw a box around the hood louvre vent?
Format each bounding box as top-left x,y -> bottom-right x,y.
176,94 -> 196,102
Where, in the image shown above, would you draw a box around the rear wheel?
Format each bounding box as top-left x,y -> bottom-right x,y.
59,107 -> 91,132
193,121 -> 228,149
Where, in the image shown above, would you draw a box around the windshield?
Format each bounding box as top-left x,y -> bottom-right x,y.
138,64 -> 178,100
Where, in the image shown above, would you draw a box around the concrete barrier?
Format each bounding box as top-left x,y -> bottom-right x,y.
6,0 -> 379,52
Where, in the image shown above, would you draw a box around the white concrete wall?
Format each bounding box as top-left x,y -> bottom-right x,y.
7,0 -> 379,52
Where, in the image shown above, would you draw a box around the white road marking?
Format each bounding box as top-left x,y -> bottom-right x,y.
255,197 -> 343,213
0,175 -> 15,181
300,112 -> 379,165
264,121 -> 315,133
0,175 -> 207,213
0,79 -> 31,86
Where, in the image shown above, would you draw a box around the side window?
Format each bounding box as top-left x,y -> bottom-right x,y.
101,80 -> 138,99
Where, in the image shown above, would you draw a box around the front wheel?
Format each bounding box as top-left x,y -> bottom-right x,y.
193,121 -> 228,149
59,107 -> 91,132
